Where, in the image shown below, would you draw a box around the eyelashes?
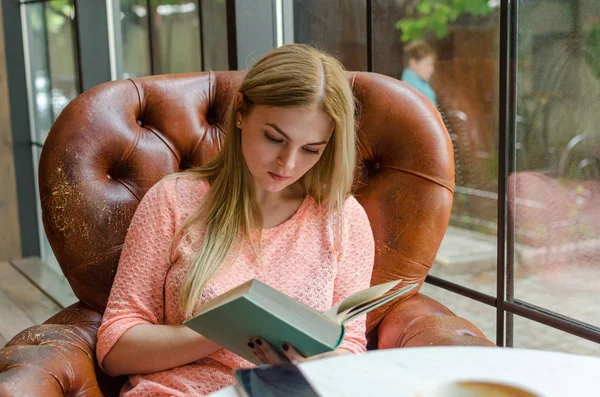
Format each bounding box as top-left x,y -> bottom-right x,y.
264,133 -> 283,144
303,148 -> 320,155
263,133 -> 320,155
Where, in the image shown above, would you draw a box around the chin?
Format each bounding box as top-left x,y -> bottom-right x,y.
258,179 -> 289,193
265,175 -> 298,193
261,185 -> 283,193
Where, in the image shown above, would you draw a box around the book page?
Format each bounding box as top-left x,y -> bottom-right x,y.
341,283 -> 418,324
322,279 -> 403,323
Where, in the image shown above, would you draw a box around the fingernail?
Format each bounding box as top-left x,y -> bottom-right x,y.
282,343 -> 289,351
247,342 -> 255,349
255,338 -> 262,346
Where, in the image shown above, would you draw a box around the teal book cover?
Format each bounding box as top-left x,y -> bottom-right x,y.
184,280 -> 343,364
184,279 -> 416,365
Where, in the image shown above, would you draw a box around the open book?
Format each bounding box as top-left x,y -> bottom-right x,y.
184,279 -> 418,364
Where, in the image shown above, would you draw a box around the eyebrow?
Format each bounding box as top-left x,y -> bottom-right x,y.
265,122 -> 329,146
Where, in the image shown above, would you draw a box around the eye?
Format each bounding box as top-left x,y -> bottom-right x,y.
264,132 -> 284,144
303,147 -> 320,155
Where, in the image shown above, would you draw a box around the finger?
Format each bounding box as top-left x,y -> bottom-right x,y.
254,338 -> 284,364
305,350 -> 338,362
247,339 -> 269,364
281,343 -> 305,363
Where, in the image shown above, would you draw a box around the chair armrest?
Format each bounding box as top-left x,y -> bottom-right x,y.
0,302 -> 120,396
377,293 -> 495,349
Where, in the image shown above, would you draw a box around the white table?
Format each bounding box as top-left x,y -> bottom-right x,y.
209,346 -> 600,397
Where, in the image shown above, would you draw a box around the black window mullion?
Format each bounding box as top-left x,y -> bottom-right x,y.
425,275 -> 497,307
505,0 -> 520,348
146,0 -> 156,75
366,0 -> 373,72
496,0 -> 513,348
198,0 -> 205,71
225,0 -> 237,70
426,274 -> 600,343
72,0 -> 83,93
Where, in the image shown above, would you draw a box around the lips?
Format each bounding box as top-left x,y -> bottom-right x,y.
268,172 -> 290,182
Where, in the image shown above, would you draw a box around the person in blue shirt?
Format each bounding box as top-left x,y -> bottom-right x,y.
401,40 -> 438,107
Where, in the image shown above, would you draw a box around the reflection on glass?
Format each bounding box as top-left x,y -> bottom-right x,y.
118,0 -> 152,77
24,0 -> 79,143
46,0 -> 79,120
511,0 -> 600,326
23,0 -> 80,274
112,0 -> 229,78
201,0 -> 228,71
388,1 -> 500,291
151,0 -> 202,74
116,0 -> 227,76
513,315 -> 600,357
292,0 -> 366,70
24,3 -> 53,144
420,283 -> 495,341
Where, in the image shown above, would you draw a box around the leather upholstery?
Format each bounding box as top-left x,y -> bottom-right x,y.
0,71 -> 493,396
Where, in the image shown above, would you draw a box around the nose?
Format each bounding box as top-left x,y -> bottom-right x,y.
277,147 -> 296,173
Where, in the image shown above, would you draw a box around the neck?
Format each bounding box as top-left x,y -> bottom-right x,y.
254,181 -> 304,208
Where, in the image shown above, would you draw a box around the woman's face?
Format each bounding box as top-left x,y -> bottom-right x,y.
237,102 -> 333,195
409,55 -> 436,82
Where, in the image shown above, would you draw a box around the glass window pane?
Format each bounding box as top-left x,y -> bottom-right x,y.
512,315 -> 600,357
23,3 -> 53,144
118,0 -> 152,78
512,0 -> 600,326
372,0 -> 402,79
420,283 -> 496,342
151,0 -> 202,74
46,0 -> 79,119
201,0 -> 228,71
24,0 -> 79,143
116,0 -> 228,76
292,0 -> 366,70
381,1 -> 500,293
511,270 -> 599,328
22,0 -> 79,274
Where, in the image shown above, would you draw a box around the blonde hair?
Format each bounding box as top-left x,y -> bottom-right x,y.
404,40 -> 436,66
170,44 -> 357,318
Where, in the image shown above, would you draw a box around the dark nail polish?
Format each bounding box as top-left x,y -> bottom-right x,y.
247,342 -> 255,349
255,338 -> 263,346
282,343 -> 289,351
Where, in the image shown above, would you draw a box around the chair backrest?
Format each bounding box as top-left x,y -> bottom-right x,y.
39,71 -> 454,333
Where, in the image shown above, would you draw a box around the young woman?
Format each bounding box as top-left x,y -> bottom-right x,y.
97,44 -> 375,396
401,40 -> 438,106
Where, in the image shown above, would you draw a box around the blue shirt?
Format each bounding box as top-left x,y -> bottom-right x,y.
401,68 -> 438,106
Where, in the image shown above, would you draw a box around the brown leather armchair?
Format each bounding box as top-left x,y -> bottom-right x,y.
0,71 -> 493,396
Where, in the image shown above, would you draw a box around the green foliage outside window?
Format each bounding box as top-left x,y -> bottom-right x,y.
395,0 -> 494,41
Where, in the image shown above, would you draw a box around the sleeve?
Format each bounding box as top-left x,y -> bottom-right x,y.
96,179 -> 177,370
333,197 -> 375,354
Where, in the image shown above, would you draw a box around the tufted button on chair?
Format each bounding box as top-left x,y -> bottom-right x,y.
0,71 -> 494,396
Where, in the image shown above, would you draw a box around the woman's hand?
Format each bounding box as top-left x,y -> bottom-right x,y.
246,337 -> 351,365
